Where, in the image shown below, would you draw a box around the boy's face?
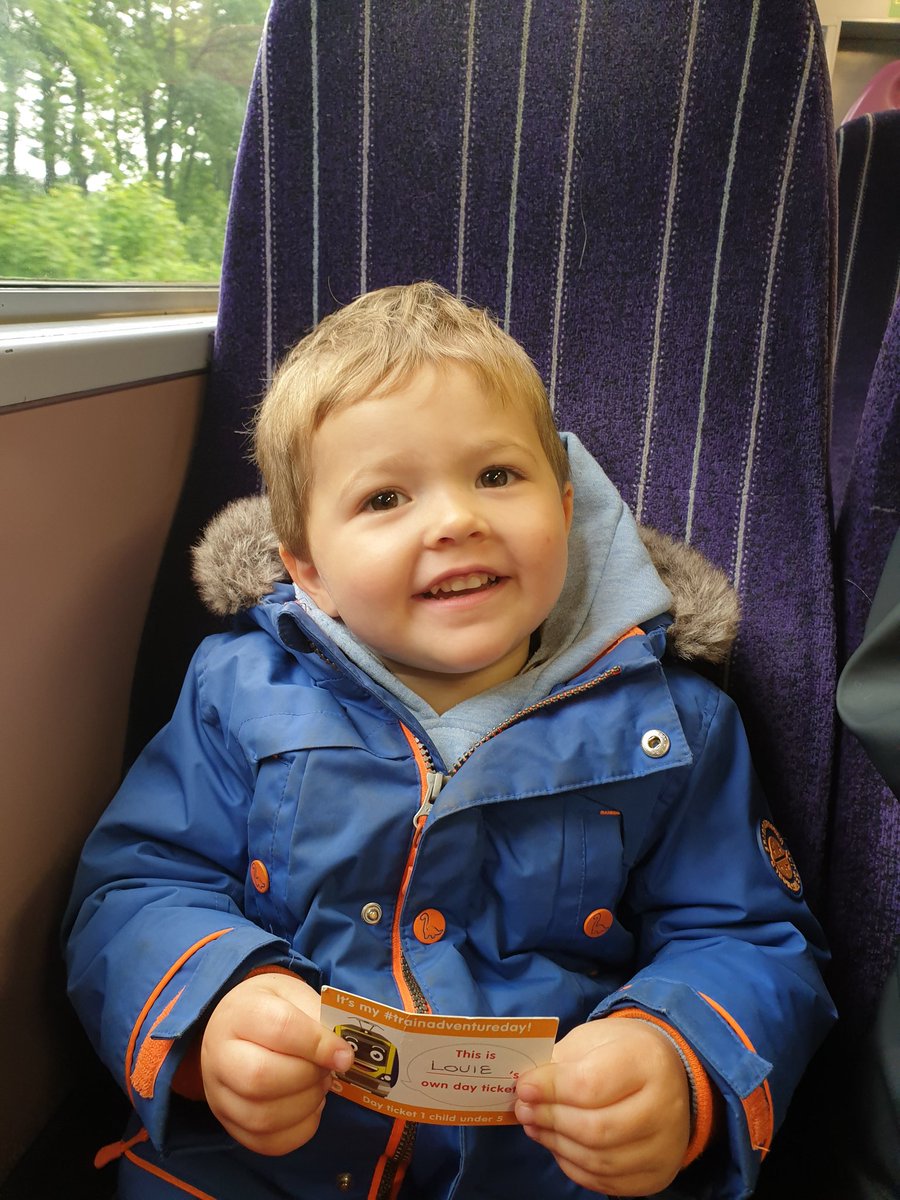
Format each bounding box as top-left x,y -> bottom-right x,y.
281,363 -> 573,714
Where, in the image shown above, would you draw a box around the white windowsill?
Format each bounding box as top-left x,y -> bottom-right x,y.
0,313 -> 217,409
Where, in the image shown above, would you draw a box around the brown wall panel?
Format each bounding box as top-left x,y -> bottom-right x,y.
0,375 -> 203,1177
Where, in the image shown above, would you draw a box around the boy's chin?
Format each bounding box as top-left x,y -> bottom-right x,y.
382,642 -> 532,695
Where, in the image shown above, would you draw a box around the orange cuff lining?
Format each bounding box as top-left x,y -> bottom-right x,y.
131,990 -> 184,1100
124,927 -> 233,1103
699,992 -> 774,1158
170,1038 -> 205,1102
243,964 -> 298,982
137,961 -> 299,1102
169,964 -> 299,1101
607,1008 -> 716,1167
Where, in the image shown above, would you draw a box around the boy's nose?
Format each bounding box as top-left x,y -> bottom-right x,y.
423,493 -> 489,546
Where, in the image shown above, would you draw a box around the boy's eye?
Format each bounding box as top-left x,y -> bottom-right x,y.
365,490 -> 403,511
479,467 -> 511,488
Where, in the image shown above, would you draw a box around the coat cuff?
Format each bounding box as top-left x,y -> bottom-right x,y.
124,923 -> 319,1148
592,976 -> 775,1190
604,1008 -> 717,1165
169,964 -> 301,1101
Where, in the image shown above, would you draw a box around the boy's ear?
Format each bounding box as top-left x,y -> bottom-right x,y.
279,546 -> 341,618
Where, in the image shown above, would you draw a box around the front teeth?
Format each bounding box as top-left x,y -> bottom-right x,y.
428,573 -> 496,596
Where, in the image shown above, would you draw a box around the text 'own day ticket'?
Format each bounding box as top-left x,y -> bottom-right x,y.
320,986 -> 559,1126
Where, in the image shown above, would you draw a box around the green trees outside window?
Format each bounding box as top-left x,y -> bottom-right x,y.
0,1 -> 268,283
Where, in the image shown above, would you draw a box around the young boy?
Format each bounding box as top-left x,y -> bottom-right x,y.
65,282 -> 835,1200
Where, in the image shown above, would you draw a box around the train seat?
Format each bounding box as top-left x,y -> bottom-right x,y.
137,0 -> 837,911
117,2 -> 841,1197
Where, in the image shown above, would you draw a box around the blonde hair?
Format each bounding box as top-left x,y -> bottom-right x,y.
254,281 -> 569,557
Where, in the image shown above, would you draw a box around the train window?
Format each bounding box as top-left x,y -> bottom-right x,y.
0,1 -> 268,295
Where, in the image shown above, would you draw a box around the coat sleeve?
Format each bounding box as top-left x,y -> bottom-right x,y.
591,682 -> 836,1196
63,639 -> 319,1151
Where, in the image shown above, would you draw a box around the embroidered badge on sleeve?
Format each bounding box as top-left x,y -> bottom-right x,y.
758,818 -> 803,897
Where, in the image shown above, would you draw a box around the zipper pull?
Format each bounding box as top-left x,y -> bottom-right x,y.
413,770 -> 445,829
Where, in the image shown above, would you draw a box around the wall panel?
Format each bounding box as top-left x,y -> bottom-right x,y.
0,375 -> 203,1178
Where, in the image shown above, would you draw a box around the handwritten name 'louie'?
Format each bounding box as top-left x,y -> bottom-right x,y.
431,1061 -> 496,1075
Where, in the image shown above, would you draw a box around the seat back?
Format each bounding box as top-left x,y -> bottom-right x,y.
826,109 -> 900,1030
131,1 -> 837,916
832,110 -> 900,516
829,297 -> 900,1031
548,2 -> 836,907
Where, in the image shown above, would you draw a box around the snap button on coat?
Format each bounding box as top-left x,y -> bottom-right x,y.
360,902 -> 383,925
249,859 -> 270,893
413,908 -> 446,943
583,908 -> 614,937
641,729 -> 670,758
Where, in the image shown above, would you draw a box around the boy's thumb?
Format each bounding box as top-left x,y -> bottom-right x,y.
245,968 -> 354,1069
306,1021 -> 354,1072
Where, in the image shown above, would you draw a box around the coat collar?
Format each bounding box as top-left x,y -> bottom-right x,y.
269,595 -> 691,798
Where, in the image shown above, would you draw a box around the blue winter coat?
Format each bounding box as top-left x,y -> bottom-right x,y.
64,566 -> 834,1200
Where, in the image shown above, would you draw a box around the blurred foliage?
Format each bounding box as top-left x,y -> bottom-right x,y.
0,0 -> 268,282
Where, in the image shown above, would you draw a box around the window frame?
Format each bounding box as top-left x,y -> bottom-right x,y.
0,282 -> 219,324
0,283 -> 218,410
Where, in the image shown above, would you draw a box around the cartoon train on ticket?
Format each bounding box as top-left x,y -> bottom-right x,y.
333,1020 -> 400,1097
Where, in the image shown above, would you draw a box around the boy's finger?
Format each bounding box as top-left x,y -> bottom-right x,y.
516,1056 -> 640,1113
515,1085 -> 652,1149
222,1093 -> 329,1158
517,1115 -> 658,1177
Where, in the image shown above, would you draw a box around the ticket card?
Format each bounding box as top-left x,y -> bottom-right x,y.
320,986 -> 558,1126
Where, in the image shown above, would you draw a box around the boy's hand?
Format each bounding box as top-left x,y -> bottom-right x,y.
200,974 -> 354,1156
514,1017 -> 691,1196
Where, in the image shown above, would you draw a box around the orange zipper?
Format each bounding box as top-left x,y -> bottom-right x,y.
367,726 -> 438,1200
367,634 -> 641,1199
393,726 -> 437,1014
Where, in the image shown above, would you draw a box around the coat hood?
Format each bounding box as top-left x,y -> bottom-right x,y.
191,494 -> 739,666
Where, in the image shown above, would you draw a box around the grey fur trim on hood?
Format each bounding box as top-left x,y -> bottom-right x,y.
192,494 -> 739,665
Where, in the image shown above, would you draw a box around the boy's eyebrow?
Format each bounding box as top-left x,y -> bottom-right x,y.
339,439 -> 542,495
476,438 -> 541,461
335,457 -> 413,502
339,454 -> 413,485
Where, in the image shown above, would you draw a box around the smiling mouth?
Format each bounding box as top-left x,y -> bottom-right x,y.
419,573 -> 501,600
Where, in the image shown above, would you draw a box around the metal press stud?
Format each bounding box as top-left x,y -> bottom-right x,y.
361,902 -> 383,925
641,729 -> 670,758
